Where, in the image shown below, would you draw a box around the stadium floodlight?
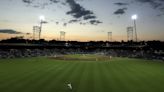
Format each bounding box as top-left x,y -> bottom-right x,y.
131,14 -> 138,42
39,15 -> 45,21
131,14 -> 137,20
38,15 -> 47,40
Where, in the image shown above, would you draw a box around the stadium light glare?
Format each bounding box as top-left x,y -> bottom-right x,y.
131,14 -> 137,20
39,15 -> 45,21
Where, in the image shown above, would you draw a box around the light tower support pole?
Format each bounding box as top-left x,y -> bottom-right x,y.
39,20 -> 43,40
127,27 -> 133,41
134,19 -> 137,42
108,32 -> 112,42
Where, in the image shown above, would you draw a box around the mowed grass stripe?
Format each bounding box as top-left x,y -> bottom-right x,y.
99,62 -> 117,92
104,61 -> 132,92
105,59 -> 164,92
0,60 -> 37,81
112,59 -> 161,92
29,61 -> 72,92
40,61 -> 79,92
0,57 -> 47,83
0,61 -> 48,89
0,60 -> 59,92
74,62 -> 88,92
86,61 -> 95,92
0,61 -> 46,81
64,62 -> 86,92
92,62 -> 105,92
11,61 -> 68,92
76,61 -> 95,92
117,61 -> 148,92
112,60 -> 146,92
123,60 -> 164,92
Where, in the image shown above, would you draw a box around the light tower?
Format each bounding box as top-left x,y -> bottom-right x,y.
131,14 -> 138,42
39,15 -> 47,40
127,27 -> 133,41
60,31 -> 66,41
33,26 -> 40,40
108,32 -> 112,42
33,26 -> 36,39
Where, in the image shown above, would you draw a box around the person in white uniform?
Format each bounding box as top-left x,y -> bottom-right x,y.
67,83 -> 72,90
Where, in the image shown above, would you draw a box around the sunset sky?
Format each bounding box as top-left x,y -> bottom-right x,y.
0,0 -> 164,41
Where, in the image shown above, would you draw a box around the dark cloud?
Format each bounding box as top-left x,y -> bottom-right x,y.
89,20 -> 102,25
136,0 -> 152,3
66,0 -> 102,25
56,22 -> 59,25
113,0 -> 164,17
80,22 -> 86,25
50,0 -> 59,3
32,5 -> 40,8
0,29 -> 22,34
83,15 -> 96,20
22,0 -> 61,9
114,2 -> 129,6
22,0 -> 47,9
160,7 -> 164,11
22,0 -> 60,5
113,2 -> 129,16
68,19 -> 80,23
135,0 -> 164,16
63,23 -> 67,26
66,0 -> 94,19
61,2 -> 66,5
114,8 -> 127,15
157,13 -> 164,16
151,3 -> 162,9
22,0 -> 33,4
135,0 -> 164,9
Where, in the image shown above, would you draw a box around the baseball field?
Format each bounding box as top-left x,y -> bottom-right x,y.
0,54 -> 164,92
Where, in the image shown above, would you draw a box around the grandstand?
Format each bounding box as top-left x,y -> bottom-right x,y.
0,38 -> 163,61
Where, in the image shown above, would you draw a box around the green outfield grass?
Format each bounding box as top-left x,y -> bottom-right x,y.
0,55 -> 164,92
